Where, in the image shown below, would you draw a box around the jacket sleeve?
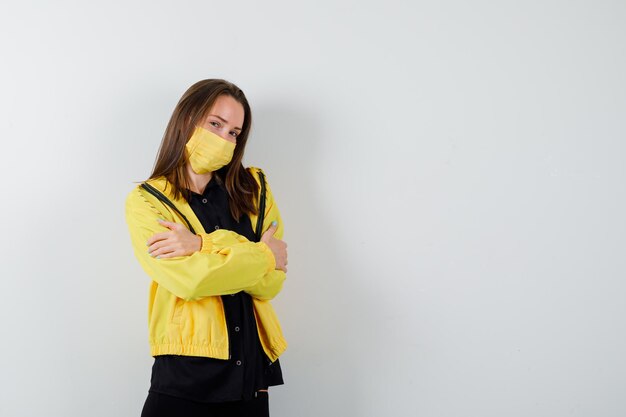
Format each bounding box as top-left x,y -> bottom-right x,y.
193,167 -> 287,300
245,269 -> 286,301
125,186 -> 277,301
242,167 -> 287,300
195,228 -> 286,300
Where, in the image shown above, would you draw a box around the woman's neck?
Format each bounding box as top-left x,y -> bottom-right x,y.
184,163 -> 213,194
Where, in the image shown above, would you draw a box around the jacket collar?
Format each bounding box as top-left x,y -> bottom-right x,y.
143,176 -> 208,234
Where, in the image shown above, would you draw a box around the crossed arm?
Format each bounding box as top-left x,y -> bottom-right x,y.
125,187 -> 287,302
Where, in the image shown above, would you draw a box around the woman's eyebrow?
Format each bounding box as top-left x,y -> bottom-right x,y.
209,114 -> 242,131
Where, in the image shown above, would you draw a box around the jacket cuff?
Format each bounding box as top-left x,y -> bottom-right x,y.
197,233 -> 213,253
258,241 -> 276,273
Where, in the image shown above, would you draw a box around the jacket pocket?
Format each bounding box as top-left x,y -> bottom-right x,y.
180,297 -> 228,349
169,296 -> 184,325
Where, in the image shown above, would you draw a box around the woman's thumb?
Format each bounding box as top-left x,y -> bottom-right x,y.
265,220 -> 278,234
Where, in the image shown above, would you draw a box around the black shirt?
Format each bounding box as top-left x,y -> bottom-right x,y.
148,174 -> 284,403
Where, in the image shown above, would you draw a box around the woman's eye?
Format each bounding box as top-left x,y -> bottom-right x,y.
209,120 -> 236,139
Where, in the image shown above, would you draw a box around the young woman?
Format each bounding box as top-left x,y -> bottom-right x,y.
125,79 -> 289,417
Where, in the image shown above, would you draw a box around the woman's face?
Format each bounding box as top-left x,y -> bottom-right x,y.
198,94 -> 245,144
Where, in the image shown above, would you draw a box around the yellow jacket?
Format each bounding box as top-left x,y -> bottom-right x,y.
124,166 -> 287,362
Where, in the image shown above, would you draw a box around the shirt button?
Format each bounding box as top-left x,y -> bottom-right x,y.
214,225 -> 220,230
202,198 -> 208,204
236,360 -> 242,366
234,326 -> 240,332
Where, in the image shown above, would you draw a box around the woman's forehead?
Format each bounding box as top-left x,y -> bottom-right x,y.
206,95 -> 244,124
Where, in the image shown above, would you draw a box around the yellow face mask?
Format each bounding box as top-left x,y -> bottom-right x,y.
185,125 -> 236,174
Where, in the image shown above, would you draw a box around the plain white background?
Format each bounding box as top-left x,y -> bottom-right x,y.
1,1 -> 625,416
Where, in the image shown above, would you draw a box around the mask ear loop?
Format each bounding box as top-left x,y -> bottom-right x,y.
254,170 -> 267,243
140,182 -> 197,234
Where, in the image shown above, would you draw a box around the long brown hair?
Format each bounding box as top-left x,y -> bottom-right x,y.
146,79 -> 259,221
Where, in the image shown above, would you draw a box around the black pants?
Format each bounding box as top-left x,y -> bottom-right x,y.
140,391 -> 270,417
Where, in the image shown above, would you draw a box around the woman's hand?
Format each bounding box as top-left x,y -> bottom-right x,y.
261,221 -> 288,273
147,219 -> 201,259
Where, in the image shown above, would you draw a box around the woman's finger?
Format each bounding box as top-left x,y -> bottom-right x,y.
147,231 -> 172,246
151,247 -> 174,258
157,219 -> 183,230
156,250 -> 176,259
149,231 -> 186,250
150,245 -> 177,258
148,238 -> 172,254
157,246 -> 186,259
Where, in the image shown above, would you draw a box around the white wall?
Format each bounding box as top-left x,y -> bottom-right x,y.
1,1 -> 625,416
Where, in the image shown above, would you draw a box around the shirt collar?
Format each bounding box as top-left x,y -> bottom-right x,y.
190,174 -> 221,198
